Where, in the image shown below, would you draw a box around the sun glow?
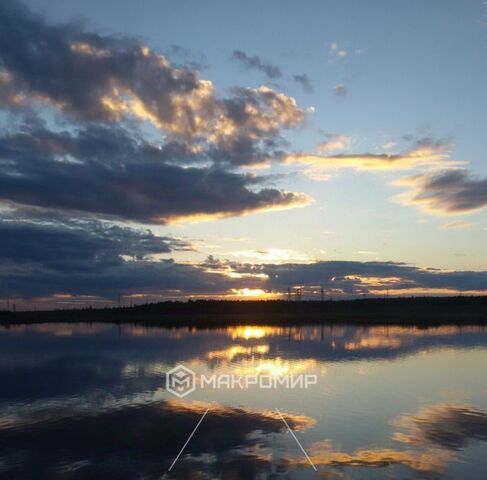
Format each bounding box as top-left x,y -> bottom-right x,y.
228,326 -> 271,340
231,288 -> 270,298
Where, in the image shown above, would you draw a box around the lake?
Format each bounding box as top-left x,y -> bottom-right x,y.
0,323 -> 486,479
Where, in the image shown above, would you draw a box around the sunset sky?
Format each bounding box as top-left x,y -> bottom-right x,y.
1,0 -> 487,308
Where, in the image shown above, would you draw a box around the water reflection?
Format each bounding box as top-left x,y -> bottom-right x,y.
0,400 -> 313,480
297,441 -> 453,477
393,404 -> 487,450
0,323 -> 486,479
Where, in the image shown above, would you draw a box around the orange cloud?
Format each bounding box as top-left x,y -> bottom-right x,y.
286,140 -> 458,180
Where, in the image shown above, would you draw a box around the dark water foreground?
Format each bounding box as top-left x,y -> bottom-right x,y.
0,322 -> 486,479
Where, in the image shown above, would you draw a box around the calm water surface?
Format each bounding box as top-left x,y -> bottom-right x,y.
0,323 -> 486,479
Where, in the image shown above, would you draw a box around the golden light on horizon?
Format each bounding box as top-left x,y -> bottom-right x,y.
231,288 -> 268,297
227,326 -> 281,340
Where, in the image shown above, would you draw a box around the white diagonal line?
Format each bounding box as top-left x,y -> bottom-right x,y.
275,407 -> 317,471
168,406 -> 210,471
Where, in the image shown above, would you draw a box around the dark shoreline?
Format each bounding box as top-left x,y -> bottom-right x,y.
1,296 -> 487,327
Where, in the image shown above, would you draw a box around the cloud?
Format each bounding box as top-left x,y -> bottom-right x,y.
1,1 -> 486,307
5,252 -> 487,303
0,213 -> 228,300
0,0 -> 309,181
0,255 -> 234,301
260,261 -> 483,293
205,258 -> 487,296
165,44 -> 208,71
4,242 -> 487,303
395,169 -> 487,216
0,0 -> 307,177
285,136 -> 456,180
231,50 -> 282,79
0,216 -> 191,272
0,2 -> 305,144
0,1 -> 315,304
292,74 -> 313,93
393,404 -> 487,450
228,248 -> 312,264
333,84 -> 348,96
328,42 -> 364,61
328,42 -> 348,59
441,220 -> 472,230
0,122 -> 310,223
316,133 -> 353,153
0,0 -> 200,131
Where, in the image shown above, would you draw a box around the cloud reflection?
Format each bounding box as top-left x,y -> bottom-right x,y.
0,399 -> 313,479
300,440 -> 452,477
393,404 -> 487,450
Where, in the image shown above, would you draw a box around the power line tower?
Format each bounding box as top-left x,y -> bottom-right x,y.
287,287 -> 292,302
296,288 -> 302,302
320,287 -> 324,302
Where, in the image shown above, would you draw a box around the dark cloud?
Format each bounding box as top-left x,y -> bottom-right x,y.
3,250 -> 487,302
394,404 -> 487,450
0,216 -> 190,272
0,123 -> 308,222
204,258 -> 487,295
0,257 -> 231,300
0,214 -> 220,300
398,169 -> 487,215
333,84 -> 348,96
165,44 -> 208,71
207,132 -> 287,167
292,74 -> 313,93
231,50 -> 282,79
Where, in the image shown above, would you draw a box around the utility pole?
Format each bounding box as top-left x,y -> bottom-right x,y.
321,287 -> 324,302
287,287 -> 291,301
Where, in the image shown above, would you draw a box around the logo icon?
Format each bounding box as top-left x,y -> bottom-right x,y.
166,364 -> 196,398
